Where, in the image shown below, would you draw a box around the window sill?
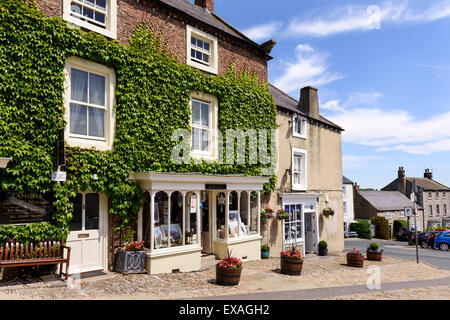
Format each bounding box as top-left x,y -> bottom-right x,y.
292,185 -> 307,191
214,234 -> 261,245
66,136 -> 112,151
292,132 -> 307,139
63,15 -> 117,39
146,244 -> 202,258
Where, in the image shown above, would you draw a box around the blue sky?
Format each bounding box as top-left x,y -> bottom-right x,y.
210,0 -> 450,189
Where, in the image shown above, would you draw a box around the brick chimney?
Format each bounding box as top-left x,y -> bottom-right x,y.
299,86 -> 319,119
353,182 -> 360,193
398,166 -> 406,194
195,0 -> 214,13
424,168 -> 433,180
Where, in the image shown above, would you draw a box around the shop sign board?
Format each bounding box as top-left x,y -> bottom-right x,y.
0,192 -> 55,225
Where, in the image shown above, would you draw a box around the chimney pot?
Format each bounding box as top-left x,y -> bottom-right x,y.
424,168 -> 433,180
299,86 -> 319,119
194,0 -> 214,13
398,166 -> 405,179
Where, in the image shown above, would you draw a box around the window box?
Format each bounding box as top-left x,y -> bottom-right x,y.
63,0 -> 117,39
114,250 -> 146,274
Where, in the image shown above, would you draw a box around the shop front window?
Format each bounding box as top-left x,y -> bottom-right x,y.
185,192 -> 198,245
216,192 -> 226,239
228,191 -> 239,238
154,191 -> 169,249
250,191 -> 258,234
169,192 -> 184,248
283,204 -> 302,246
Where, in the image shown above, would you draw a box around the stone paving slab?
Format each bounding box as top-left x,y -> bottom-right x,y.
0,253 -> 449,300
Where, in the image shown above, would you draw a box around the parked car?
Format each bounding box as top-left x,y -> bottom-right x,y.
434,230 -> 450,251
411,231 -> 440,248
344,231 -> 358,238
396,227 -> 409,241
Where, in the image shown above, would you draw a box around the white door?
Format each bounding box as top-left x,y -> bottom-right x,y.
305,212 -> 315,253
67,192 -> 107,274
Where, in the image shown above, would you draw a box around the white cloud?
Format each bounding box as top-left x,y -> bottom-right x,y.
324,94 -> 450,155
343,155 -> 382,169
283,0 -> 450,38
272,44 -> 343,94
241,22 -> 283,42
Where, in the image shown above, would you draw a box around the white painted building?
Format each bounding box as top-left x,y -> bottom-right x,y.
343,176 -> 356,234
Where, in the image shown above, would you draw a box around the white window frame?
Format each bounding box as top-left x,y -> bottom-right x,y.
444,204 -> 447,216
399,210 -> 405,218
429,205 -> 433,216
291,147 -> 307,191
384,211 -> 392,219
186,25 -> 218,75
190,92 -> 218,160
64,57 -> 115,151
292,114 -> 307,139
436,204 -> 440,216
63,0 -> 117,39
282,204 -> 304,247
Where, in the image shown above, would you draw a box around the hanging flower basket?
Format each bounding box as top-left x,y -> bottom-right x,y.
276,209 -> 290,220
261,207 -> 275,220
323,207 -> 335,218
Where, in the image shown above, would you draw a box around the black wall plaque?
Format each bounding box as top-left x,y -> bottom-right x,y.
0,192 -> 55,225
205,184 -> 227,190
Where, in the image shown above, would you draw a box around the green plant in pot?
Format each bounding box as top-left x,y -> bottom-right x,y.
261,244 -> 270,259
318,240 -> 328,256
366,242 -> 383,261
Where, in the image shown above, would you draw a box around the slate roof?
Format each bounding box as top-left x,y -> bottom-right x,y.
406,177 -> 449,191
343,176 -> 353,184
269,84 -> 343,131
359,191 -> 414,211
157,0 -> 270,57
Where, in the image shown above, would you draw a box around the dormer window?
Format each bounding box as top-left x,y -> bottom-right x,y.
293,114 -> 307,139
186,25 -> 218,75
63,0 -> 117,39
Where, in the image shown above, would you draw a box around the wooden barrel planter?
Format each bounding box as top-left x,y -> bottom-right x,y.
366,250 -> 383,261
280,257 -> 303,275
216,265 -> 242,286
346,253 -> 364,268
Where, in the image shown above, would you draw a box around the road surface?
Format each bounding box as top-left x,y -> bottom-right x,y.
345,239 -> 450,269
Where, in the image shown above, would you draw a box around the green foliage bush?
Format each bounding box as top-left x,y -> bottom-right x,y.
0,222 -> 63,246
371,216 -> 390,240
350,220 -> 372,239
0,1 -> 277,242
393,219 -> 407,235
318,240 -> 327,249
369,242 -> 379,250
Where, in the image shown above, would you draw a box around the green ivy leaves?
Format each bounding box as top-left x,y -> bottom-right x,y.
0,1 -> 277,241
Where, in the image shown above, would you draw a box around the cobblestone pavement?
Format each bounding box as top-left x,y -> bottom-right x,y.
0,253 -> 449,300
317,285 -> 450,300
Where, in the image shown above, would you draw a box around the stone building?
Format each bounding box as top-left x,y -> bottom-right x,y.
354,190 -> 417,238
262,85 -> 344,256
382,167 -> 450,229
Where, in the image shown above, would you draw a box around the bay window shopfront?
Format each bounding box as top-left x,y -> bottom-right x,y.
130,172 -> 268,274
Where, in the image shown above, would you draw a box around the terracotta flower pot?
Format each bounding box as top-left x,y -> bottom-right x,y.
280,257 -> 303,275
346,253 -> 364,268
216,264 -> 242,286
366,250 -> 383,261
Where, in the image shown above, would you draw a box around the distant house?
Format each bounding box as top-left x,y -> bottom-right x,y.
343,176 -> 355,234
382,167 -> 450,229
354,190 -> 418,238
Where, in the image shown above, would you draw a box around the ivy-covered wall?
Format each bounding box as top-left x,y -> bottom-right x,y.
0,0 -> 277,243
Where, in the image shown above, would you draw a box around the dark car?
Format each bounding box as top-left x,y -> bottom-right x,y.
412,231 -> 440,248
397,227 -> 419,241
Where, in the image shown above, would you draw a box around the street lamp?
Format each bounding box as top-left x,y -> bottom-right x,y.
0,157 -> 11,169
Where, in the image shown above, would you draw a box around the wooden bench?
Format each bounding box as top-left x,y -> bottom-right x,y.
0,240 -> 71,280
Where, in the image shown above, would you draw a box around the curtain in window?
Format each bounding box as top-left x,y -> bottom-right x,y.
70,103 -> 87,135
